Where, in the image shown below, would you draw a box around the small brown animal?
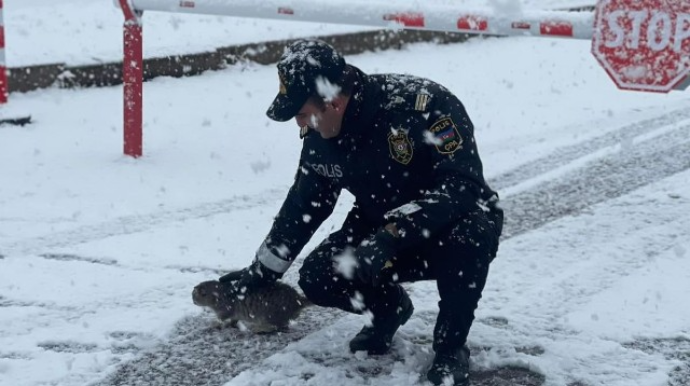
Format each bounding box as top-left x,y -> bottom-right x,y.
192,280 -> 311,333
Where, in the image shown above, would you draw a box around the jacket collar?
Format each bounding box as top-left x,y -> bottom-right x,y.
335,66 -> 381,147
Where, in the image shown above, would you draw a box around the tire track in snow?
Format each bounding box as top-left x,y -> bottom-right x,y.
92,119 -> 690,386
95,307 -> 348,386
489,106 -> 690,192
502,120 -> 690,239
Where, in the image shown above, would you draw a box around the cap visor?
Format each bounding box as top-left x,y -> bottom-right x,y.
266,94 -> 304,122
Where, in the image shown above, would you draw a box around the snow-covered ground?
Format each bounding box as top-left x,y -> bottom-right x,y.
5,0 -> 594,67
2,2 -> 690,386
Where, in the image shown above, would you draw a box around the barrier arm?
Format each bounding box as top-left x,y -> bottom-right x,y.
131,0 -> 595,39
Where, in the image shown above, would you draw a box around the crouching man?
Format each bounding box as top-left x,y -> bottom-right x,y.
221,39 -> 503,386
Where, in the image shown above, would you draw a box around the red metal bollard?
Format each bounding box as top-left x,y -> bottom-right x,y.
0,0 -> 9,104
119,0 -> 143,158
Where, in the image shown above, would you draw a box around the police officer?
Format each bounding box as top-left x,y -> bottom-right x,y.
220,39 -> 503,386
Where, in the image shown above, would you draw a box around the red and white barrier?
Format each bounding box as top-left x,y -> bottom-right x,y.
128,0 -> 595,40
0,0 -> 8,104
115,0 -> 689,157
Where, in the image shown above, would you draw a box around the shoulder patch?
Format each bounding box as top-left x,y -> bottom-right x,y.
429,117 -> 462,154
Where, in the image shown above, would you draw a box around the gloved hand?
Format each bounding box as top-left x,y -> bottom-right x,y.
354,227 -> 399,287
219,260 -> 281,291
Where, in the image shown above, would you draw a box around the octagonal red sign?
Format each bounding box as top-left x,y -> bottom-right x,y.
592,0 -> 690,93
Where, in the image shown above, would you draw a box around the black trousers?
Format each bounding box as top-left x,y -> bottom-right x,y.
298,208 -> 502,353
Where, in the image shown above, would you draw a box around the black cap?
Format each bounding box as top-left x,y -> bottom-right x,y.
266,39 -> 346,122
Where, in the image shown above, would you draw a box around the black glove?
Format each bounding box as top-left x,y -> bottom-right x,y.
219,260 -> 281,291
354,229 -> 399,287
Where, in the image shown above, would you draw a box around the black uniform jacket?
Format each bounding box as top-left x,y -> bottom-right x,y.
258,66 -> 500,273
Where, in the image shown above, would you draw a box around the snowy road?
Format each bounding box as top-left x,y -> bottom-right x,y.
1,37 -> 689,386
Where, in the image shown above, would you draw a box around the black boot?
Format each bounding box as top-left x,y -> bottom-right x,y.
427,346 -> 471,386
349,286 -> 414,355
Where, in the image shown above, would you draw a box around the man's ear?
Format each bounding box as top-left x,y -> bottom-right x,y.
330,95 -> 348,113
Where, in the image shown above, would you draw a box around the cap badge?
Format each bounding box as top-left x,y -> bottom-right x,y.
279,73 -> 287,95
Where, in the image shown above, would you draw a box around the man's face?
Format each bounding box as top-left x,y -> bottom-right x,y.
295,99 -> 343,139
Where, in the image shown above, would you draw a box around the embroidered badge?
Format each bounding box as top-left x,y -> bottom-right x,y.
388,131 -> 414,165
429,117 -> 462,154
279,73 -> 287,95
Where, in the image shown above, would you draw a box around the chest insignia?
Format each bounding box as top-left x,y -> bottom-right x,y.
429,117 -> 462,154
388,131 -> 414,165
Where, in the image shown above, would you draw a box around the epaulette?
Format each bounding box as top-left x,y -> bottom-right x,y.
386,92 -> 432,113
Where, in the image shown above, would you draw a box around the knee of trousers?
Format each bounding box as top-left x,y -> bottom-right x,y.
298,254 -> 341,307
437,215 -> 500,264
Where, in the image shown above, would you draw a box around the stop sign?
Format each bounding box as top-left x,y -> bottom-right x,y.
593,0 -> 690,93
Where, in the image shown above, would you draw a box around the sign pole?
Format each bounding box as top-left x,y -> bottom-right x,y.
0,0 -> 32,127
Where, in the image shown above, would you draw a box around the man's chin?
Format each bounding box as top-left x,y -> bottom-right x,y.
318,129 -> 340,139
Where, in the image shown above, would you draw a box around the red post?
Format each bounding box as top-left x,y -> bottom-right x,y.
119,0 -> 143,158
0,0 -> 9,104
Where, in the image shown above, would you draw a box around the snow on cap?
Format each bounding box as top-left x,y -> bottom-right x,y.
266,39 -> 346,122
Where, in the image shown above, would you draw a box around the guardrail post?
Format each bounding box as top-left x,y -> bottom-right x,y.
1,0 -> 9,104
